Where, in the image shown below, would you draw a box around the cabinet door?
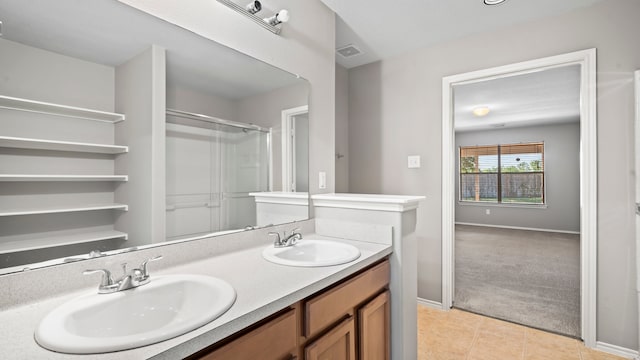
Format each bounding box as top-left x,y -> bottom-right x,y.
305,260 -> 389,338
305,317 -> 356,360
358,291 -> 390,360
198,309 -> 297,360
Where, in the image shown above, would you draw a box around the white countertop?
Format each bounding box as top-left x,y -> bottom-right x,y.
0,235 -> 391,359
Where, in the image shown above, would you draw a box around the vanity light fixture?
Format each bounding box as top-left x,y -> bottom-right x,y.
263,10 -> 290,26
216,0 -> 288,35
484,0 -> 508,5
245,1 -> 262,14
472,106 -> 491,117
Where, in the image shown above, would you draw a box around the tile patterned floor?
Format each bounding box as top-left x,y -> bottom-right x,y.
418,305 -> 628,360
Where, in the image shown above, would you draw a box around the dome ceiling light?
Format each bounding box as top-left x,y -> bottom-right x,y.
472,106 -> 491,117
484,0 -> 508,5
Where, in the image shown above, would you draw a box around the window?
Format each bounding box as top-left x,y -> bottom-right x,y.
459,142 -> 544,204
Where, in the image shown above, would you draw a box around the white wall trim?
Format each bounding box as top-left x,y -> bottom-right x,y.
311,193 -> 425,212
595,341 -> 639,359
281,105 -> 308,192
441,48 -> 598,347
417,297 -> 445,310
455,222 -> 580,235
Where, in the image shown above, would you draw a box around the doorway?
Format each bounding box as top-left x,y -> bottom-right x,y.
281,105 -> 309,192
441,49 -> 597,346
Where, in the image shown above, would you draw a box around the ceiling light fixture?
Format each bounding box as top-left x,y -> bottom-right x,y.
484,0 -> 507,5
472,106 -> 491,117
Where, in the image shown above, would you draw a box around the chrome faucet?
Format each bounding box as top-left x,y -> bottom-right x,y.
83,255 -> 163,294
269,227 -> 302,248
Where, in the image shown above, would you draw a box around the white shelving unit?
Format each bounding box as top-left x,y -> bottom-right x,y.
0,174 -> 128,182
0,204 -> 128,217
0,230 -> 128,255
0,136 -> 128,154
0,95 -> 125,123
0,94 -> 129,255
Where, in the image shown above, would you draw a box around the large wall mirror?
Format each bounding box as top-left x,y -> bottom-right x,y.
0,0 -> 309,274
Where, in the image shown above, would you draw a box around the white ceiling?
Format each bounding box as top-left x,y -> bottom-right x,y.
0,0 -> 302,100
453,64 -> 581,132
322,0 -> 606,69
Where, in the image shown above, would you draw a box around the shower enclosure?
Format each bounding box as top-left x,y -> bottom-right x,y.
165,109 -> 270,240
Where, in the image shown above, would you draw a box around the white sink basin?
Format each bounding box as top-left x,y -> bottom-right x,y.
263,239 -> 361,267
35,274 -> 236,354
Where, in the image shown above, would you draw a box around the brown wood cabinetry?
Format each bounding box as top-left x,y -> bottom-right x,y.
358,291 -> 390,360
305,317 -> 356,360
196,309 -> 297,360
192,259 -> 390,360
304,260 -> 390,339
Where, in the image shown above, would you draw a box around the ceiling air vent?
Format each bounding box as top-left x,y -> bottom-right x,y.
336,44 -> 362,58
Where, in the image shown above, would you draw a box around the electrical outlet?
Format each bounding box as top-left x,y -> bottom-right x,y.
319,171 -> 326,189
485,209 -> 491,215
408,155 -> 421,169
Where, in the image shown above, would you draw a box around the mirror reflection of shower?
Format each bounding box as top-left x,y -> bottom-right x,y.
165,110 -> 270,241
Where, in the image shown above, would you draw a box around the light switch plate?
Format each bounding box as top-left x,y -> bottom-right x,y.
408,155 -> 421,169
319,171 -> 326,189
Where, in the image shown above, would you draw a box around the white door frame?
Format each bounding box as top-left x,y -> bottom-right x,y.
281,105 -> 309,192
441,49 -> 597,347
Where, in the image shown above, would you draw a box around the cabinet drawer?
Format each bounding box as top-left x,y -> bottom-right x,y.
304,260 -> 389,338
198,309 -> 297,360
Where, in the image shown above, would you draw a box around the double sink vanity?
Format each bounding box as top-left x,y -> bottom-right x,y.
0,223 -> 393,359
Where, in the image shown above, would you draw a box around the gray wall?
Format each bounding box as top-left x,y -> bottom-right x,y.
295,114 -> 310,192
119,0 -> 336,194
0,38 -> 114,112
115,46 -> 167,246
348,0 -> 639,349
166,84 -> 236,121
455,122 -> 580,233
335,64 -> 349,192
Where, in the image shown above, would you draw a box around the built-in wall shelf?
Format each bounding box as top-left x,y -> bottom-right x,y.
0,93 -> 129,260
0,174 -> 129,182
0,136 -> 128,154
0,230 -> 128,255
0,95 -> 125,123
0,204 -> 128,217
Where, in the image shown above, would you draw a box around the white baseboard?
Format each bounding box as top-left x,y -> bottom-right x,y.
595,341 -> 639,359
455,222 -> 580,235
417,297 -> 445,310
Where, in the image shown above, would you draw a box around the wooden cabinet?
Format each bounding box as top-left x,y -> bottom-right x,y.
192,259 -> 390,360
305,317 -> 356,360
358,291 -> 390,360
304,260 -> 390,339
303,260 -> 390,360
196,309 -> 297,360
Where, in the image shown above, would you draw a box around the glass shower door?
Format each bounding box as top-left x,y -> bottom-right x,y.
220,126 -> 270,230
166,112 -> 270,241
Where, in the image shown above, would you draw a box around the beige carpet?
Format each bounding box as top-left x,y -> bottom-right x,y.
454,224 -> 580,338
